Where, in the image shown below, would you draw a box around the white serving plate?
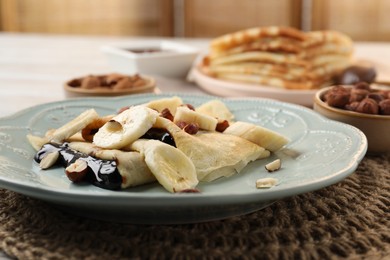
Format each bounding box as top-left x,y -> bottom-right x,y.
0,93 -> 367,224
191,66 -> 319,107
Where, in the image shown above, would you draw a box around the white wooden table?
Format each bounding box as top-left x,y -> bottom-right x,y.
0,33 -> 209,118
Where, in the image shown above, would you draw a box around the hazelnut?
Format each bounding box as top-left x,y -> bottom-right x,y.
105,73 -> 124,86
379,99 -> 390,115
65,159 -> 88,182
216,120 -> 230,132
113,77 -> 132,90
367,93 -> 385,103
160,108 -> 174,121
175,121 -> 199,134
183,123 -> 199,135
181,104 -> 195,111
354,81 -> 371,90
349,88 -> 369,103
117,106 -> 130,114
325,85 -> 350,108
68,78 -> 82,87
345,101 -> 360,112
175,121 -> 187,129
355,98 -> 379,114
132,78 -> 147,88
379,90 -> 390,99
81,76 -> 100,89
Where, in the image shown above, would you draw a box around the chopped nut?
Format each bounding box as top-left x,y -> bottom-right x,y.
181,104 -> 195,111
175,121 -> 187,129
216,120 -> 230,132
265,159 -> 281,172
117,106 -> 130,114
256,178 -> 278,189
183,123 -> 199,135
65,159 -> 88,182
160,108 -> 174,121
39,151 -> 60,169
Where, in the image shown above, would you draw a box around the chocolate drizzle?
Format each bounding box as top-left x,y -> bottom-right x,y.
35,143 -> 122,190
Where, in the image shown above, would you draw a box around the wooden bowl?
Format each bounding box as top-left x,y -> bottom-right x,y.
313,86 -> 390,154
64,74 -> 156,98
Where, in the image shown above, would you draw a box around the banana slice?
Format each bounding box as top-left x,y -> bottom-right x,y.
144,96 -> 183,115
68,141 -> 156,188
174,106 -> 218,131
93,105 -> 158,149
48,109 -> 100,144
196,99 -> 235,122
223,121 -> 289,152
130,139 -> 198,193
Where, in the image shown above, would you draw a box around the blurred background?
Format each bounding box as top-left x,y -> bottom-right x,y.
0,0 -> 389,41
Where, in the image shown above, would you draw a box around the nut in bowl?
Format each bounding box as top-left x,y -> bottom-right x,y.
101,41 -> 199,78
64,73 -> 156,98
313,83 -> 390,154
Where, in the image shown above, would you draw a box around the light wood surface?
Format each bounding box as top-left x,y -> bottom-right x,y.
311,0 -> 390,41
0,33 -> 206,117
0,0 -> 174,36
1,0 -> 390,41
182,0 -> 301,37
0,33 -> 389,118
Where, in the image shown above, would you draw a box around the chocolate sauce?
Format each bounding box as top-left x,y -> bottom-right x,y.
142,128 -> 176,147
35,129 -> 175,190
35,143 -> 122,190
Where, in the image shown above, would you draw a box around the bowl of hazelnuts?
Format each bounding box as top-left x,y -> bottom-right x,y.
313,82 -> 390,153
64,73 -> 156,98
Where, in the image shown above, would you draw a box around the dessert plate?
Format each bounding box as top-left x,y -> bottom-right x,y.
0,93 -> 367,224
191,66 -> 318,107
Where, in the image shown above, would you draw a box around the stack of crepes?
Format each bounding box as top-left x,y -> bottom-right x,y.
200,26 -> 354,89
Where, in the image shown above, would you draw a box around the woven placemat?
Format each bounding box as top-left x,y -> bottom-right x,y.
1,153 -> 389,260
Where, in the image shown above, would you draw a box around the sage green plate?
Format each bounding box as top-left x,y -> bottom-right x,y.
0,93 -> 367,224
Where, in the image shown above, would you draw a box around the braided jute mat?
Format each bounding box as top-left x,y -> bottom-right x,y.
0,154 -> 389,260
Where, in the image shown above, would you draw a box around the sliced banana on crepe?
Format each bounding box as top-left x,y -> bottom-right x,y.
143,96 -> 183,115
130,139 -> 198,193
174,106 -> 218,131
196,99 -> 235,122
93,105 -> 159,149
68,141 -> 156,188
223,121 -> 289,152
48,109 -> 100,144
27,109 -> 100,150
154,117 -> 270,182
